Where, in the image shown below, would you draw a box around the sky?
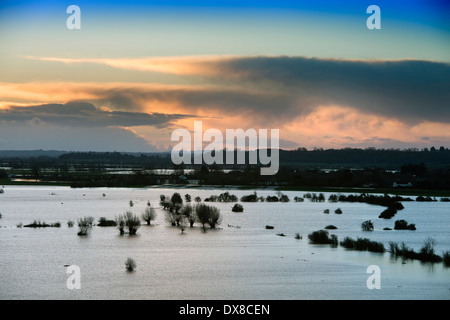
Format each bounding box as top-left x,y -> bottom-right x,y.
0,0 -> 449,152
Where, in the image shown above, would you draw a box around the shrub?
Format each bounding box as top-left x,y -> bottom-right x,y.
334,208 -> 342,214
125,211 -> 141,235
379,206 -> 397,219
77,216 -> 94,236
125,258 -> 136,272
308,230 -> 337,245
185,194 -> 192,202
394,219 -> 416,230
340,237 -> 384,253
390,240 -> 443,263
266,195 -> 279,202
116,212 -> 141,235
141,207 -> 157,225
323,209 -> 330,214
16,222 -> 23,228
294,196 -> 304,202
232,203 -> 244,212
23,220 -> 60,228
194,196 -> 201,202
129,200 -> 134,207
67,220 -> 74,228
98,217 -> 117,227
279,194 -> 290,202
0,213 -> 2,219
443,251 -> 450,267
325,225 -> 337,230
361,220 -> 374,231
240,192 -> 258,202
295,233 -> 302,240
418,237 -> 442,262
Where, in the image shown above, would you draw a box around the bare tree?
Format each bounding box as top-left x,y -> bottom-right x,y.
141,207 -> 157,225
77,216 -> 94,236
116,212 -> 141,235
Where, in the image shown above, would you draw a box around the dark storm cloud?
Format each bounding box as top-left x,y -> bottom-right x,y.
211,56 -> 450,124
0,101 -> 194,127
88,56 -> 450,126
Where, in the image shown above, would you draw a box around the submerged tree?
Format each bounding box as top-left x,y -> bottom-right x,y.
77,216 -> 94,236
116,212 -> 141,235
361,220 -> 374,231
141,207 -> 157,225
125,257 -> 136,272
194,203 -> 222,230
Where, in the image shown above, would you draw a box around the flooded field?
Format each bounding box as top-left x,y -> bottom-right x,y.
0,186 -> 449,300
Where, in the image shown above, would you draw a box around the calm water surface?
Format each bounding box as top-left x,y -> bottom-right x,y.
0,186 -> 449,299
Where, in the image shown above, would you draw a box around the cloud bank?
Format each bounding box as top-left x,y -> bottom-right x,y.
2,55 -> 450,150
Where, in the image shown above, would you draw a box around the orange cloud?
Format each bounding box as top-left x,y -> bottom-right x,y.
26,55 -> 237,76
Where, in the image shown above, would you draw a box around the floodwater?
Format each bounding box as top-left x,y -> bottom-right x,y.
0,185 -> 449,300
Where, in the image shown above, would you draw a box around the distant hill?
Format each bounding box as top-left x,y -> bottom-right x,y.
1,148 -> 449,170
0,150 -> 68,158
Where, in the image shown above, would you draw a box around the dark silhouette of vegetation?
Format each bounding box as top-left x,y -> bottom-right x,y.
416,196 -> 437,202
378,206 -> 398,219
77,216 -> 94,236
181,204 -> 195,227
361,220 -> 374,231
340,237 -> 385,253
240,192 -> 259,202
443,251 -> 450,267
67,220 -> 74,227
334,208 -> 342,214
324,225 -> 337,230
185,194 -> 191,202
295,233 -> 302,239
2,148 -> 450,192
98,217 -> 117,227
266,195 -> 279,202
323,209 -> 330,214
308,230 -> 338,246
125,258 -> 136,272
194,203 -> 222,230
204,191 -> 238,202
389,238 -> 443,263
304,193 -> 325,202
231,203 -> 244,212
116,212 -> 141,235
23,220 -> 61,228
394,219 -> 416,230
141,207 -> 157,225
